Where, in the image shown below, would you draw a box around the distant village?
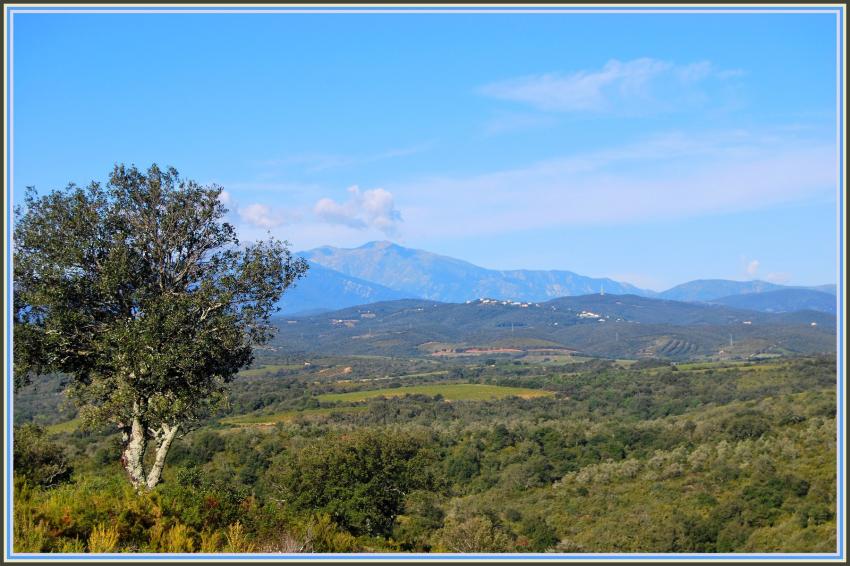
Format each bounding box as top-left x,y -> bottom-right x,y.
466,298 -> 539,308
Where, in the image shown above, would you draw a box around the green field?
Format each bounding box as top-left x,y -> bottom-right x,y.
45,417 -> 81,435
317,383 -> 554,403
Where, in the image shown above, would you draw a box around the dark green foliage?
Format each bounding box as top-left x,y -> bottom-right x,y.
13,424 -> 72,487
393,491 -> 445,551
268,430 -> 436,536
190,431 -> 226,463
518,516 -> 559,551
445,442 -> 482,483
723,411 -> 771,441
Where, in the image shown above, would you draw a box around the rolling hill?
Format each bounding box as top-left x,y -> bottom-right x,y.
271,294 -> 835,361
660,279 -> 837,302
709,288 -> 837,315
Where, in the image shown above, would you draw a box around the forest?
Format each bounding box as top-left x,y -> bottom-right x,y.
13,354 -> 837,553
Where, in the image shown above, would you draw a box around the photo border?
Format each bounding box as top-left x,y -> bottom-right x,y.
2,2 -> 846,562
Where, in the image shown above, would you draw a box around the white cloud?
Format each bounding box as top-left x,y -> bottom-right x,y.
746,259 -> 760,277
212,185 -> 301,229
314,186 -> 403,236
479,58 -> 740,113
237,203 -> 299,229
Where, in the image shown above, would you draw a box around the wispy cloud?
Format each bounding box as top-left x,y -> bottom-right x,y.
741,258 -> 793,284
238,203 -> 300,229
393,129 -> 836,238
483,112 -> 557,135
479,58 -> 743,113
745,259 -> 760,277
314,185 -> 403,236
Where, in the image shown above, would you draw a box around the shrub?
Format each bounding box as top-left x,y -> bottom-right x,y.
433,515 -> 513,552
224,522 -> 256,553
519,516 -> 559,551
147,520 -> 196,553
14,513 -> 51,553
301,514 -> 359,552
88,523 -> 120,553
723,412 -> 771,441
13,424 -> 72,487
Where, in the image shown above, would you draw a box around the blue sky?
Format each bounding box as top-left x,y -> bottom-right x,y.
10,9 -> 840,291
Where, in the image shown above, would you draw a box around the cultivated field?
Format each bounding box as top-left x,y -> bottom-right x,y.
317,383 -> 554,403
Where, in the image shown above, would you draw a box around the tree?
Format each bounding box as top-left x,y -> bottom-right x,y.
13,164 -> 307,490
268,430 -> 435,537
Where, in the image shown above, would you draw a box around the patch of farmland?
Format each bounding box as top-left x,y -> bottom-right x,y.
317,383 -> 554,403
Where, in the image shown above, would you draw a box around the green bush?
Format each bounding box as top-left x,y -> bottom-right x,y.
14,424 -> 72,487
266,429 -> 436,536
518,516 -> 559,551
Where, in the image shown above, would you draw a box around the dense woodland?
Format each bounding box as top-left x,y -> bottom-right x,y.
14,354 -> 837,553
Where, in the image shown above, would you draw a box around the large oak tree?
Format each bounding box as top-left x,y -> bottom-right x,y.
13,164 -> 307,490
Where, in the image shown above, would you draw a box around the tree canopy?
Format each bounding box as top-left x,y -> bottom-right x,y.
13,164 -> 307,489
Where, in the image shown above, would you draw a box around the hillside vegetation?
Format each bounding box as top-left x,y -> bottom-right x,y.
14,355 -> 837,553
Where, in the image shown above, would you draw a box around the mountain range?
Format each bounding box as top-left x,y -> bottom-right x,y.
276,241 -> 836,315
276,263 -> 408,315
708,288 -> 837,315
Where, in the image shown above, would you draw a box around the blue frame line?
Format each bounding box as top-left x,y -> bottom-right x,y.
5,4 -> 15,563
2,3 -> 846,563
837,4 -> 845,560
1,5 -> 846,13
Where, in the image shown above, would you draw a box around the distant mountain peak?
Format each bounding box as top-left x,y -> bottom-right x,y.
299,241 -> 650,303
288,242 -> 833,315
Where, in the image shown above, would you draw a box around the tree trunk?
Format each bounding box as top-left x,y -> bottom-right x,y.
145,423 -> 179,490
121,413 -> 148,490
